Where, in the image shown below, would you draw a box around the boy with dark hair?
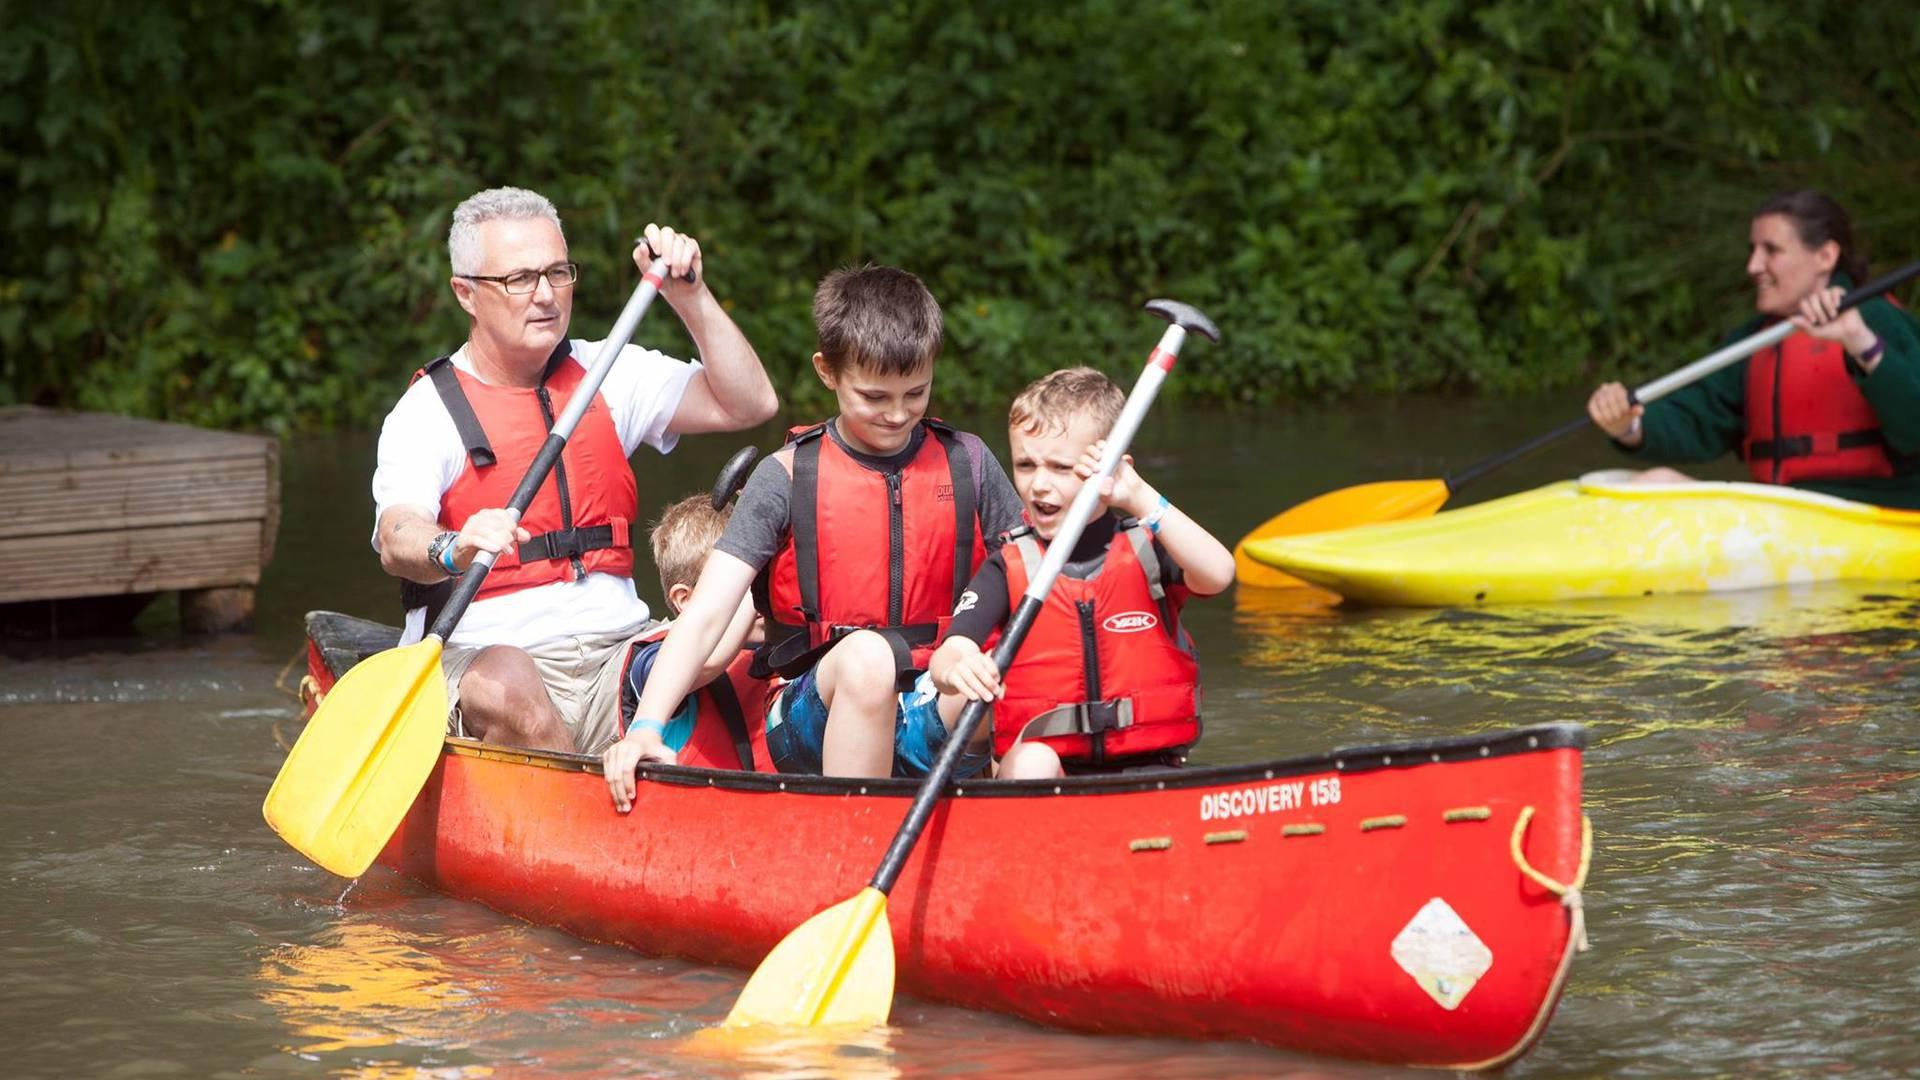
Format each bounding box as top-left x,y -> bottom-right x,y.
603,265 -> 1023,807
929,366 -> 1236,779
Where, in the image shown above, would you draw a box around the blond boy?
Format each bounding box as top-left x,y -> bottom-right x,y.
929,367 -> 1236,779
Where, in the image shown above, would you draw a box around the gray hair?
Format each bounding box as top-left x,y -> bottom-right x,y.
447,187 -> 564,275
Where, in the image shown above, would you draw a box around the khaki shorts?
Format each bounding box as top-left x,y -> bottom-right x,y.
440,622 -> 661,754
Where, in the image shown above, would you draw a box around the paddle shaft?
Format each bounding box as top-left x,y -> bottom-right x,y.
1446,258 -> 1920,493
868,323 -> 1193,897
426,259 -> 671,641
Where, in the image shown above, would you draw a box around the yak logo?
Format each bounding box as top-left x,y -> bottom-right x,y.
953,590 -> 979,616
1103,611 -> 1158,633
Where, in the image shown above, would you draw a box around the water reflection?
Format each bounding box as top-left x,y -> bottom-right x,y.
1230,580 -> 1920,731
679,1024 -> 901,1080
259,922 -> 473,1059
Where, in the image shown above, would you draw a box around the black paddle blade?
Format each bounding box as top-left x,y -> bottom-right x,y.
710,446 -> 760,510
1143,299 -> 1220,343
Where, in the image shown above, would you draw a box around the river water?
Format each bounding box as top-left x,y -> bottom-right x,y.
4,398 -> 1918,1078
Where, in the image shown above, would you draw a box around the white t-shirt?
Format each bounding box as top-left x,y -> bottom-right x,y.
371,337 -> 699,649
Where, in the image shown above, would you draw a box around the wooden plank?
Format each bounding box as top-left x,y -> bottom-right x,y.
0,456 -> 271,539
0,521 -> 268,603
261,439 -> 281,566
0,406 -> 275,474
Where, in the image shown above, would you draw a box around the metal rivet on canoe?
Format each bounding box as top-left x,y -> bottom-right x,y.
1335,759 -> 1345,770
1444,806 -> 1492,823
1129,837 -> 1172,852
1383,755 -> 1392,765
1528,736 -> 1539,749
956,788 -> 965,796
1282,823 -> 1325,837
1431,752 -> 1441,763
1475,590 -> 1487,601
1480,746 -> 1490,757
1361,815 -> 1407,832
779,782 -> 787,790
1264,769 -> 1274,780
859,787 -> 867,795
1156,781 -> 1165,790
1053,786 -> 1062,795
1204,830 -> 1248,845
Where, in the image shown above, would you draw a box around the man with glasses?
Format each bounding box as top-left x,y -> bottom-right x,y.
371,186 -> 777,753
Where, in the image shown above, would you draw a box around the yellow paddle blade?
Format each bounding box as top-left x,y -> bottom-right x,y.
725,887 -> 896,1029
1234,479 -> 1452,588
262,639 -> 449,878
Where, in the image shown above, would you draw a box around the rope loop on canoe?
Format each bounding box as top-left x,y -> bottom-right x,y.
297,675 -> 325,710
1510,805 -> 1592,952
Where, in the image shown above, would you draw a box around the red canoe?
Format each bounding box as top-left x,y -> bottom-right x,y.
299,611 -> 1591,1070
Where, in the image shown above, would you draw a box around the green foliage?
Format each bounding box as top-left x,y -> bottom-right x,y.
3,0 -> 1916,430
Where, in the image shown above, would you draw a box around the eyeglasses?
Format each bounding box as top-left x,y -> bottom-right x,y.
462,262 -> 579,295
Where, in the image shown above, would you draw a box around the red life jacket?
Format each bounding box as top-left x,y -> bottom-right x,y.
753,419 -> 984,682
399,347 -> 637,624
994,521 -> 1201,765
619,627 -> 776,773
1743,328 -> 1901,484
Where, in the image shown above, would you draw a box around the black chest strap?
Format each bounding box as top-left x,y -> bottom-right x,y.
422,356 -> 496,469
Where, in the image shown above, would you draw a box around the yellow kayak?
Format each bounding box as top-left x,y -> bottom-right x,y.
1242,471 -> 1920,606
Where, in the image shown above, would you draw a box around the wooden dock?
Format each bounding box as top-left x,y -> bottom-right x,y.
0,406 -> 280,634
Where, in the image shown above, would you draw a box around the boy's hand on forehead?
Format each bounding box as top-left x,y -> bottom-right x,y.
1075,439 -> 1158,520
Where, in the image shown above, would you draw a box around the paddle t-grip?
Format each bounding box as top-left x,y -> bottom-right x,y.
1144,299 -> 1221,343
710,446 -> 760,510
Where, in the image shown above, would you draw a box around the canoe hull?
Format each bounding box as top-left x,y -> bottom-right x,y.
302,613 -> 1588,1069
1244,473 -> 1920,606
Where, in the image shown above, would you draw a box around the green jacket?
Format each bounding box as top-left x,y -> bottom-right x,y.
1619,279 -> 1920,509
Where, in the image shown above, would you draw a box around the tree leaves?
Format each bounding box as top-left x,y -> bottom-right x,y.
2,0 -> 1913,428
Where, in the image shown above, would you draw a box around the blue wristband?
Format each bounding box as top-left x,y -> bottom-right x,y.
1142,495 -> 1171,535
629,716 -> 667,739
438,539 -> 462,576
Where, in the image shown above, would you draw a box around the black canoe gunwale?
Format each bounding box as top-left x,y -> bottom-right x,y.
305,610 -> 1585,800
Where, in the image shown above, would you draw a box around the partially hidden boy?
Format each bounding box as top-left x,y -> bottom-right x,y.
614,492 -> 771,771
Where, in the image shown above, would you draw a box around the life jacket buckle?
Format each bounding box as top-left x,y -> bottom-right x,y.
1021,698 -> 1134,740
519,528 -> 573,563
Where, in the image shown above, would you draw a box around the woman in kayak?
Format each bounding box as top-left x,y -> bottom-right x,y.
1587,190 -> 1920,508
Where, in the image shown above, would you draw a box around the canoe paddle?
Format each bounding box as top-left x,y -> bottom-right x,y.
1234,257 -> 1920,588
262,254 -> 677,878
722,299 -> 1220,1030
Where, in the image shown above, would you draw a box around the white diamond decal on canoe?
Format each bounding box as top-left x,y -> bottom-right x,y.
1391,897 -> 1493,1011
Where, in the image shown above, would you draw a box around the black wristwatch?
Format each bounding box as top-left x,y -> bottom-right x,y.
426,531 -> 462,576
